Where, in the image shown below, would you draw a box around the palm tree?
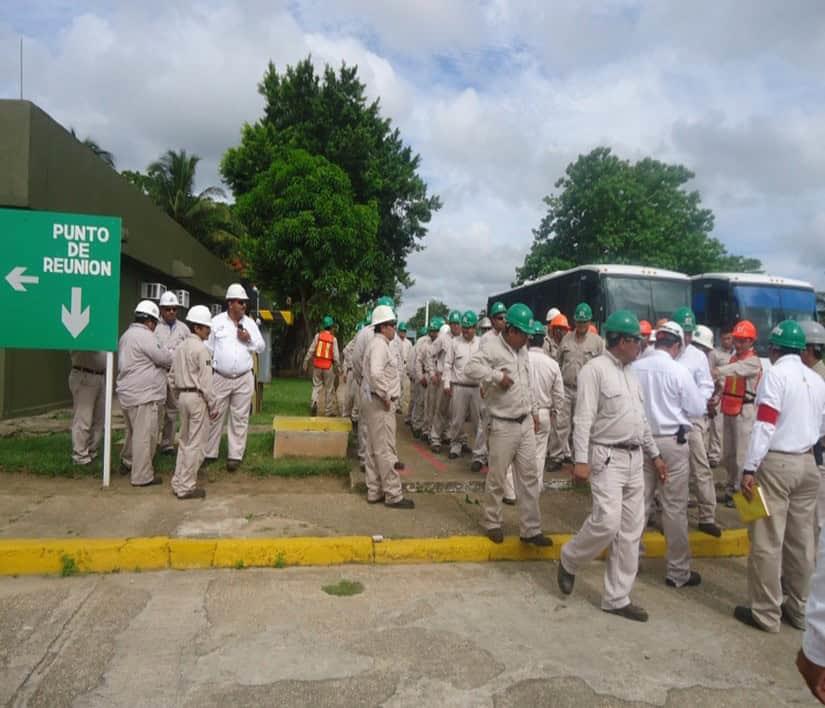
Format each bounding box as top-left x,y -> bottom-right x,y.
69,127 -> 116,168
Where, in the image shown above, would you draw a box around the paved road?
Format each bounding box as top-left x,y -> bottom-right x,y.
0,559 -> 816,706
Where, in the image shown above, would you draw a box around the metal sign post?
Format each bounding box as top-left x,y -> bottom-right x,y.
0,208 -> 122,486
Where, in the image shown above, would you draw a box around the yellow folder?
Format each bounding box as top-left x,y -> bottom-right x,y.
732,485 -> 770,524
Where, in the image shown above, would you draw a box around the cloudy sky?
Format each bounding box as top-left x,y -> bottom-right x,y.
2,1 -> 824,320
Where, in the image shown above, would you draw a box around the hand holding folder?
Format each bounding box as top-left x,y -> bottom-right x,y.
732,484 -> 770,524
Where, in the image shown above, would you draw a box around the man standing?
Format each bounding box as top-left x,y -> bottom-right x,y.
443,311 -> 484,466
396,322 -> 414,425
205,284 -> 265,472
633,321 -> 707,588
707,328 -> 734,467
558,311 -> 665,623
544,313 -> 570,468
713,320 -> 761,506
527,320 -> 564,489
411,325 -> 431,439
156,291 -> 190,454
800,321 -> 825,527
734,321 -> 825,633
429,312 -> 460,452
543,313 -> 569,361
464,303 -> 550,547
168,305 -> 216,500
68,350 -> 106,466
117,300 -> 172,487
303,315 -> 340,417
672,307 -> 721,537
558,302 -> 605,466
362,305 -> 414,509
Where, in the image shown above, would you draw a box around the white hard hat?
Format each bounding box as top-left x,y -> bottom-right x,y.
134,300 -> 160,320
648,329 -> 656,344
186,305 -> 213,327
439,323 -> 450,335
159,291 -> 179,307
693,325 -> 714,351
225,283 -> 249,300
545,307 -> 560,323
478,316 -> 492,330
370,304 -> 396,326
801,320 -> 825,346
656,321 -> 684,345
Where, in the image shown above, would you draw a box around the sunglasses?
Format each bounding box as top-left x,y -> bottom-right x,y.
493,315 -> 505,321
161,306 -> 177,312
228,299 -> 247,306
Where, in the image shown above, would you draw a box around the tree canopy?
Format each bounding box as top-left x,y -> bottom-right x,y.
514,147 -> 761,285
406,300 -> 450,332
221,56 -> 441,299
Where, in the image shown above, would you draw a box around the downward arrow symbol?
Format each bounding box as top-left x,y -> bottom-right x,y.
61,287 -> 90,338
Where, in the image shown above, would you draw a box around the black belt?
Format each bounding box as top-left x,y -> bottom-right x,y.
215,369 -> 251,379
595,441 -> 640,451
452,382 -> 479,388
72,366 -> 104,375
176,387 -> 199,393
492,414 -> 528,424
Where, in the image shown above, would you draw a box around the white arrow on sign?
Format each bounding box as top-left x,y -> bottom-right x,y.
5,266 -> 39,292
61,287 -> 90,338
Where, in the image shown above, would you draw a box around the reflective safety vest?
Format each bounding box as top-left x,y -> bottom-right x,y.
720,349 -> 759,417
313,330 -> 335,370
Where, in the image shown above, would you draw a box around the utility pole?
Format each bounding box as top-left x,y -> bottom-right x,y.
19,37 -> 23,99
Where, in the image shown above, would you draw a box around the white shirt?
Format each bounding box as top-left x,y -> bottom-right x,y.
804,527 -> 825,665
678,343 -> 714,402
528,347 -> 564,412
744,354 -> 825,471
206,312 -> 264,377
632,349 -> 707,436
444,335 -> 480,388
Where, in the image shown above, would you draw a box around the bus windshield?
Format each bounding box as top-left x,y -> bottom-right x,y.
603,276 -> 690,323
733,286 -> 816,341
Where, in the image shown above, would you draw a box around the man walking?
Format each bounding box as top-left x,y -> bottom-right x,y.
558,311 -> 664,622
303,315 -> 340,417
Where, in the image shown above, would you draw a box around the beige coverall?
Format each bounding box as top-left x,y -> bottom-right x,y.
558,331 -> 605,461
156,319 -> 190,450
69,351 -> 106,465
168,333 -> 216,497
116,323 -> 172,485
464,334 -> 543,538
411,335 -> 432,435
560,351 -> 660,611
444,334 -> 484,461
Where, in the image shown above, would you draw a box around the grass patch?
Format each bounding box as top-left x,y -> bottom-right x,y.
250,378 -> 314,425
322,579 -> 364,597
234,560 -> 245,570
0,433 -> 102,478
273,552 -> 286,569
60,554 -> 78,577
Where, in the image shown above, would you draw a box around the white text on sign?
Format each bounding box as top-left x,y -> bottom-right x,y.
43,222 -> 114,277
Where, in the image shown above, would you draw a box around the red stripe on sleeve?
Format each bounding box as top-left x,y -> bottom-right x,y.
756,404 -> 779,424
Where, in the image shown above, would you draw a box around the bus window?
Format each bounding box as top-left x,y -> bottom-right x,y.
604,277 -> 653,321
733,285 -> 816,351
651,279 -> 691,321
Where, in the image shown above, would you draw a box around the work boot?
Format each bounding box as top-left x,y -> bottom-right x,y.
520,534 -> 552,547
470,460 -> 483,473
310,401 -> 318,417
366,495 -> 385,505
394,461 -> 406,471
486,528 -> 504,544
698,522 -> 722,538
781,605 -> 805,630
226,459 -> 241,472
448,452 -> 459,460
502,497 -> 516,506
119,461 -> 131,476
733,606 -> 770,632
604,604 -> 648,623
431,443 -> 441,454
132,477 -> 162,487
557,562 -> 575,595
160,446 -> 176,456
176,488 -> 206,500
384,498 -> 415,509
666,571 -> 702,588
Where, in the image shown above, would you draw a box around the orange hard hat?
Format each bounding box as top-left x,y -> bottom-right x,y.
550,314 -> 570,330
732,320 -> 757,340
588,324 -> 598,334
639,320 -> 652,336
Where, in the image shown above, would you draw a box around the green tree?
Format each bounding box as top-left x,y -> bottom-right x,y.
69,128 -> 115,168
235,147 -> 379,347
514,147 -> 761,285
221,57 -> 441,298
406,300 -> 450,332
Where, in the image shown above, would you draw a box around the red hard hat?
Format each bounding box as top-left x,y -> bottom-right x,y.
732,320 -> 757,340
550,314 -> 570,330
639,320 -> 652,336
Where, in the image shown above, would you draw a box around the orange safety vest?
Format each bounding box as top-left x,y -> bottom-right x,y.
720,349 -> 759,417
313,330 -> 335,370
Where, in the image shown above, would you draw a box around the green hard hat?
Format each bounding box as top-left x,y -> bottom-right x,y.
505,303 -> 534,334
529,320 -> 546,336
574,302 -> 593,322
418,326 -> 427,337
448,309 -> 462,324
604,310 -> 641,337
376,295 -> 394,308
461,310 -> 478,328
428,316 -> 444,332
672,306 -> 696,333
489,301 -> 507,317
398,321 -> 407,332
356,322 -> 363,332
322,315 -> 334,329
769,320 -> 806,350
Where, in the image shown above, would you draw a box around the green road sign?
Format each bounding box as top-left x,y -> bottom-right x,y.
0,208 -> 122,351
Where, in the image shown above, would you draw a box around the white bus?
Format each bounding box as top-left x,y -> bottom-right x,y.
488,265 -> 691,329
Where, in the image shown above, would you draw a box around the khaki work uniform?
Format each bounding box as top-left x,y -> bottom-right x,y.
716,352 -> 762,492
706,348 -> 732,465
812,359 -> 825,528
168,333 -> 216,497
475,329 -> 501,464
412,335 -> 432,436
465,335 -> 543,538
205,312 -> 265,462
542,335 -> 565,463
341,337 -> 356,419
156,319 -> 190,450
743,354 -> 825,631
444,334 -> 484,461
69,351 -> 106,465
117,323 -> 172,485
558,331 -> 605,461
351,325 -> 375,466
303,331 -> 341,417
397,335 -> 413,423
561,352 -> 660,610
428,330 -> 454,447
363,333 -> 403,504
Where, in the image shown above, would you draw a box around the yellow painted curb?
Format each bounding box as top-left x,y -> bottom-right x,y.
0,529 -> 749,576
272,416 -> 352,432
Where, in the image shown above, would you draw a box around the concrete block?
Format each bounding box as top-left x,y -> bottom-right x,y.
272,416 -> 352,459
